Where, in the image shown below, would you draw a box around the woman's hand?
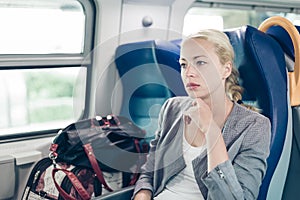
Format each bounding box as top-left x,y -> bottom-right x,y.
183,98 -> 213,146
134,189 -> 152,200
185,98 -> 230,171
184,98 -> 213,133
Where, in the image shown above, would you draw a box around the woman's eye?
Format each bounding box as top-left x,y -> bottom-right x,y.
195,60 -> 206,66
180,63 -> 187,69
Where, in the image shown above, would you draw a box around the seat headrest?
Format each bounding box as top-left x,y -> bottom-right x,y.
266,25 -> 300,61
115,40 -> 171,97
154,39 -> 187,96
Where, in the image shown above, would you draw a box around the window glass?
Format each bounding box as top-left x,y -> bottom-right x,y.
0,67 -> 86,135
183,6 -> 300,36
0,0 -> 85,54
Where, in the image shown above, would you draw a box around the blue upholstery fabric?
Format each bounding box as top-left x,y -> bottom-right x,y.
169,38 -> 182,48
225,26 -> 288,200
154,39 -> 187,96
265,24 -> 300,199
115,41 -> 172,139
266,25 -> 300,61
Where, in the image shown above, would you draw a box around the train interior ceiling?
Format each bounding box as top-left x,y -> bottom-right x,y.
1,0 -> 300,199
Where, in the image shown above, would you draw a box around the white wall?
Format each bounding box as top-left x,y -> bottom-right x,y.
119,4 -> 170,43
90,0 -> 123,116
168,0 -> 195,39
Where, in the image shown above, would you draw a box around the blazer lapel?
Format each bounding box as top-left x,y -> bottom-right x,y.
222,103 -> 247,160
193,103 -> 243,198
154,115 -> 186,195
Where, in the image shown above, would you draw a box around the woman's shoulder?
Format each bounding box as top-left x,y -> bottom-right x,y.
231,102 -> 271,128
223,103 -> 271,147
160,96 -> 192,117
165,96 -> 192,105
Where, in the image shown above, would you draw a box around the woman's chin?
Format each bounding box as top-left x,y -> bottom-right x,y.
187,92 -> 209,99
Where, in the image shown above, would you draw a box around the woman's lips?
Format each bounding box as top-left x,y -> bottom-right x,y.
186,82 -> 200,90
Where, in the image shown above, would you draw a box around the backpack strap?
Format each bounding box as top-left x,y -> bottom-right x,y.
52,168 -> 90,200
83,143 -> 113,192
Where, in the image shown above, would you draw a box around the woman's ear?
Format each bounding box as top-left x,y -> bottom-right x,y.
222,62 -> 232,79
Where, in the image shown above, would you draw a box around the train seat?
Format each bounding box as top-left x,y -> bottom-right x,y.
265,24 -> 300,199
114,40 -> 173,139
224,25 -> 288,200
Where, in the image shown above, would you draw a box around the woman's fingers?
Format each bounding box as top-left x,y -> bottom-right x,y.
184,115 -> 191,125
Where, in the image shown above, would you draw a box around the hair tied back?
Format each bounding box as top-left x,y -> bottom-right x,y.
237,99 -> 243,104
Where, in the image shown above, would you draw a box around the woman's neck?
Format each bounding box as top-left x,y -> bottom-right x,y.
204,93 -> 234,129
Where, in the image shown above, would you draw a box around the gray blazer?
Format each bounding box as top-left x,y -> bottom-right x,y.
133,96 -> 271,200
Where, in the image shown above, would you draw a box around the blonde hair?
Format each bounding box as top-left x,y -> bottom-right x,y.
185,29 -> 257,111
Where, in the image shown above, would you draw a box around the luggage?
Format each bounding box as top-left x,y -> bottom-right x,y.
22,157 -> 103,200
22,115 -> 149,200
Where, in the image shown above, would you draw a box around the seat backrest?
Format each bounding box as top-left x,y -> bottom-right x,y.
265,24 -> 300,200
224,26 -> 288,200
114,40 -> 172,139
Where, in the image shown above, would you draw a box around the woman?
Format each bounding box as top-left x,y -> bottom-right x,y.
133,29 -> 271,199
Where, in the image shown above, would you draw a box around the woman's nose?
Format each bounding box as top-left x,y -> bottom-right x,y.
185,64 -> 196,77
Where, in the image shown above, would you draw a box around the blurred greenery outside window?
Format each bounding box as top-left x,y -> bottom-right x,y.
0,68 -> 86,135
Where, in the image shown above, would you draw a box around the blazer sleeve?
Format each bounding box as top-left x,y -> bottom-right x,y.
132,98 -> 170,199
202,116 -> 271,200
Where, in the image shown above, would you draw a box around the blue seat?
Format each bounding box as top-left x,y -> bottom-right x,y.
265,24 -> 300,200
224,26 -> 288,200
114,40 -> 172,139
266,25 -> 300,61
154,39 -> 187,97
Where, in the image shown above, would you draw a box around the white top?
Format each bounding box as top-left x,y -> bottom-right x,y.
154,133 -> 206,200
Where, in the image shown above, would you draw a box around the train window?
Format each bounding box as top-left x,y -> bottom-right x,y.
183,1 -> 300,36
0,67 -> 86,135
0,0 -> 95,138
0,1 -> 85,54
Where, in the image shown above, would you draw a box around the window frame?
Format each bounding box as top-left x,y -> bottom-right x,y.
194,0 -> 300,13
0,0 -> 96,142
184,1 -> 300,34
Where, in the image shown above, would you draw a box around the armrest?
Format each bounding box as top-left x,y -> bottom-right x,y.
95,185 -> 135,200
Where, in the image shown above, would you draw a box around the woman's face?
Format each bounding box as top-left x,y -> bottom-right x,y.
180,38 -> 231,99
